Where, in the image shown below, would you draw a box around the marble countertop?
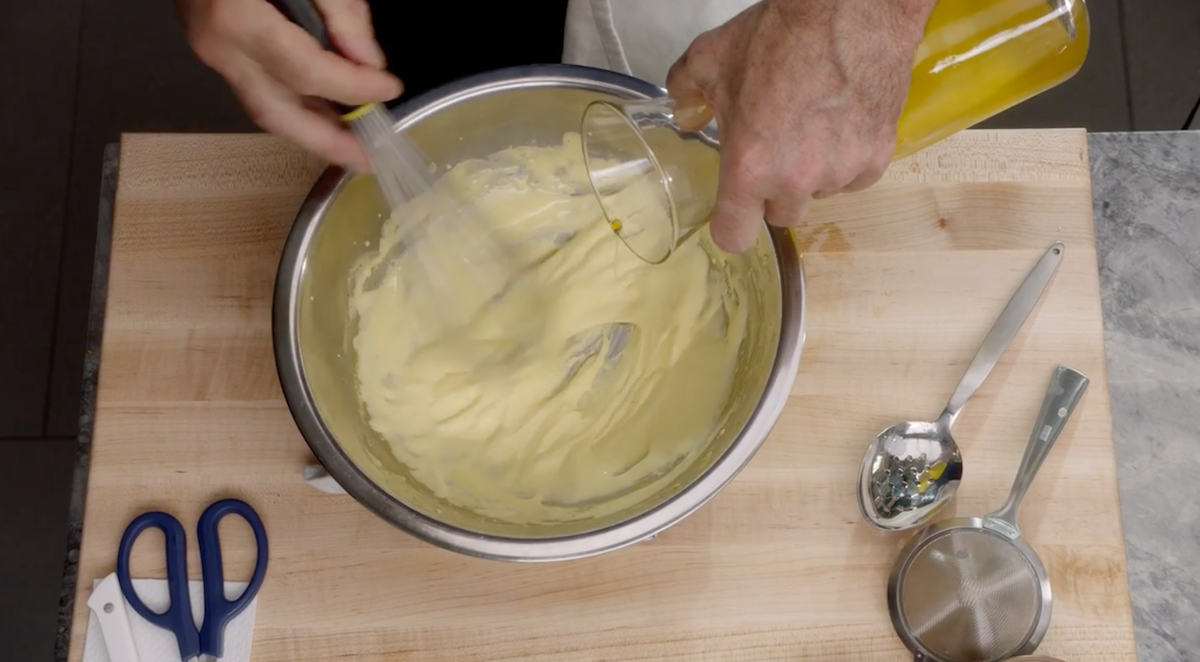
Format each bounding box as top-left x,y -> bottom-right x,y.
55,132 -> 1200,661
1090,131 -> 1200,660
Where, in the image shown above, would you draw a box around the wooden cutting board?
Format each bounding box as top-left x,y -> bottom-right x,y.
69,130 -> 1136,661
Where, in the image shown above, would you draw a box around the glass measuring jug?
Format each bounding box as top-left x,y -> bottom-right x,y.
581,0 -> 1091,264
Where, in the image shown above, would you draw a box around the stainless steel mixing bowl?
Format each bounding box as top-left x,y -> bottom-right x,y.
273,64 -> 806,561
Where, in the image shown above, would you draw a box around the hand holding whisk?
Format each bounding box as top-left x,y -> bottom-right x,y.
267,0 -> 544,355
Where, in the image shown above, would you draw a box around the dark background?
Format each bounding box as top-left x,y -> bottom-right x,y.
2,0 -> 1198,658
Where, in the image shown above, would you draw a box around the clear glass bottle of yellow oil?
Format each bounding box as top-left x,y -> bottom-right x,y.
894,0 -> 1090,158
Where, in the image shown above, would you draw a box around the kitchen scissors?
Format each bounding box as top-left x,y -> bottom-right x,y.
116,498 -> 269,662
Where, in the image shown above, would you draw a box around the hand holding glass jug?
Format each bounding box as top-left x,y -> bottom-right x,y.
582,0 -> 1090,264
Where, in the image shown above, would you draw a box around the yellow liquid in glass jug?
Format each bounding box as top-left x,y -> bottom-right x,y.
895,0 -> 1090,158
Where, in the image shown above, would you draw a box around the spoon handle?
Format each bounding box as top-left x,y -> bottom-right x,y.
992,365 -> 1089,528
940,241 -> 1064,427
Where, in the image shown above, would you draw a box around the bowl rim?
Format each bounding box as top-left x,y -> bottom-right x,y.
272,63 -> 807,561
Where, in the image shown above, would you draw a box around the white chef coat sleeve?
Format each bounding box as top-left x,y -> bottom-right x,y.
562,0 -> 757,87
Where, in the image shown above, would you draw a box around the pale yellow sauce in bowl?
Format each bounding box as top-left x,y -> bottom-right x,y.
349,132 -> 753,525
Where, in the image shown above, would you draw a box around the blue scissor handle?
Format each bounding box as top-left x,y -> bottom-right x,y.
196,498 -> 269,659
117,510 -> 201,662
116,499 -> 269,662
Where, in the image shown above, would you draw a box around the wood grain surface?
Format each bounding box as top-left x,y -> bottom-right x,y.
69,130 -> 1136,661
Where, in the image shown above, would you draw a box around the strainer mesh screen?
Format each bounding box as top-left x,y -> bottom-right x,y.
897,528 -> 1041,662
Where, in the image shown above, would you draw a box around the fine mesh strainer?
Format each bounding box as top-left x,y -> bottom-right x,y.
887,365 -> 1090,662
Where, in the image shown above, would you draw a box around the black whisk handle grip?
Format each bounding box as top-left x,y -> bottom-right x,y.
265,0 -> 332,49
264,0 -> 355,116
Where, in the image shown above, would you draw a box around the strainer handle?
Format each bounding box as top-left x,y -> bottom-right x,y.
993,365 -> 1090,527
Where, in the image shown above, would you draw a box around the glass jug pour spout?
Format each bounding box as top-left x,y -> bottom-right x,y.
581,0 -> 1091,265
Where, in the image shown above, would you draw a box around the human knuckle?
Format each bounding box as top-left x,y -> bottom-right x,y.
349,0 -> 372,21
734,136 -> 780,174
183,8 -> 220,58
287,65 -> 324,96
683,31 -> 721,70
866,154 -> 890,181
205,0 -> 243,39
187,33 -> 219,67
323,0 -> 370,27
835,162 -> 865,190
857,148 -> 890,183
245,101 -> 281,132
780,165 -> 821,198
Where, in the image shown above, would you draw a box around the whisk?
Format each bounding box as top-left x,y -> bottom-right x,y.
267,0 -> 539,352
